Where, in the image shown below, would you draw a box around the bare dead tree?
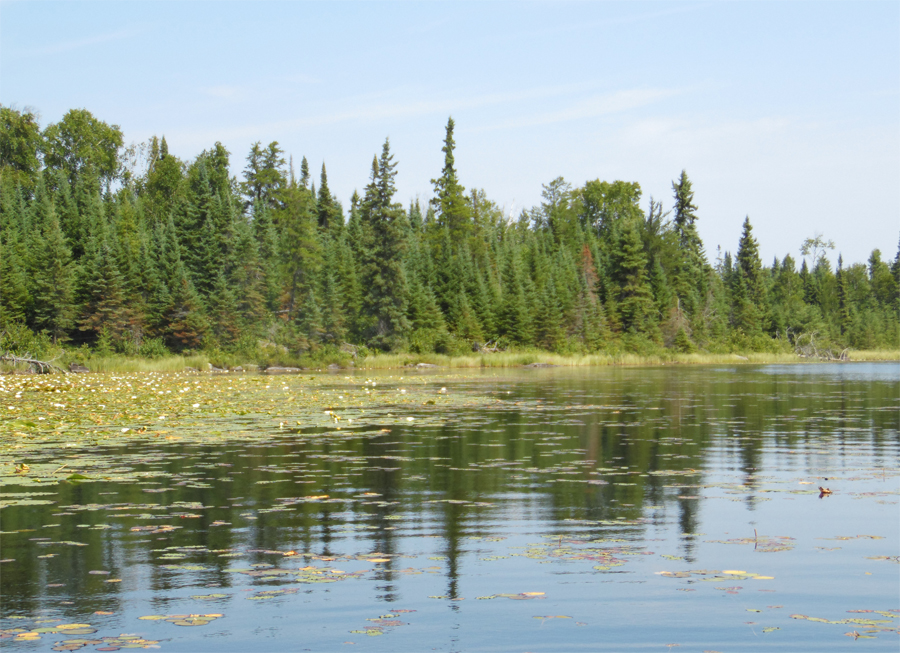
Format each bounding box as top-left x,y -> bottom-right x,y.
0,352 -> 68,374
792,332 -> 849,361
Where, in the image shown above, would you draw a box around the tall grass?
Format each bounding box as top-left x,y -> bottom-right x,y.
846,350 -> 900,361
360,349 -> 898,369
84,354 -> 211,373
13,348 -> 894,375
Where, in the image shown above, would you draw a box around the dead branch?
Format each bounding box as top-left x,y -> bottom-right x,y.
793,333 -> 850,361
0,352 -> 68,374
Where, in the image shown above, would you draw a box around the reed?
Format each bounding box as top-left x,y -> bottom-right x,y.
84,354 -> 210,373
359,349 -> 898,369
24,349 -> 893,375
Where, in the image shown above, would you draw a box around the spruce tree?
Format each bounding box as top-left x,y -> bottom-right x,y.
30,212 -> 77,343
358,140 -> 410,349
278,183 -> 320,316
316,163 -> 342,235
165,263 -> 209,351
498,247 -> 534,346
0,203 -> 31,326
430,117 -> 471,246
230,217 -> 267,330
732,217 -> 766,335
207,271 -> 241,347
79,237 -> 130,346
611,217 -> 655,334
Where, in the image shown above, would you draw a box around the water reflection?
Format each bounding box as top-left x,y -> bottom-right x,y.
1,363 -> 898,651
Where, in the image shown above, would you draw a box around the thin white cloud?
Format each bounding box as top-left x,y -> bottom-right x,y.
483,88 -> 682,131
20,28 -> 139,57
168,81 -> 603,146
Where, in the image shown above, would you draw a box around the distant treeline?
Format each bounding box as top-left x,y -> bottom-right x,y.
1,106 -> 898,360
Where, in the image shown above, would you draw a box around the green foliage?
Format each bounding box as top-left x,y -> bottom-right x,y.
0,105 -> 43,194
4,108 -> 894,362
42,109 -> 123,190
139,337 -> 169,359
0,321 -> 58,359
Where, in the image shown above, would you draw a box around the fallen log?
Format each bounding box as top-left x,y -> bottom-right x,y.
0,352 -> 68,374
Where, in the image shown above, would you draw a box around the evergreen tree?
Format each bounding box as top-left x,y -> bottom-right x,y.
611,217 -> 655,333
358,140 -> 410,349
251,200 -> 281,311
278,183 -> 320,315
242,141 -> 286,210
498,247 -> 534,345
733,217 -> 765,334
30,211 -> 77,343
230,217 -> 267,330
78,237 -> 130,346
0,198 -> 31,326
316,163 -> 342,234
207,271 -> 241,346
297,287 -> 326,347
164,263 -> 208,351
430,117 -> 471,245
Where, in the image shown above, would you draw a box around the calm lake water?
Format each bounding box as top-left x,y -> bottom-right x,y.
1,362 -> 898,652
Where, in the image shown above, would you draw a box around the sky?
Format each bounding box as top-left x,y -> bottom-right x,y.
1,1 -> 898,266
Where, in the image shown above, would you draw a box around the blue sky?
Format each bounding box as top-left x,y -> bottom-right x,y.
2,1 -> 897,265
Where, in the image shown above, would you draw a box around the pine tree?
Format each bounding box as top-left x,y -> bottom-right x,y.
79,237 -> 130,346
320,269 -> 347,344
611,218 -> 655,333
0,196 -> 31,326
670,171 -> 707,318
430,117 -> 471,246
358,140 -> 410,349
836,254 -> 851,337
251,200 -> 281,311
207,271 -> 241,346
230,217 -> 267,331
498,247 -> 534,346
165,263 -> 208,351
30,211 -> 77,343
316,163 -> 342,235
278,183 -> 320,316
733,216 -> 766,334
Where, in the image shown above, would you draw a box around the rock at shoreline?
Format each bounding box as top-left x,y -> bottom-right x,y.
68,363 -> 90,373
265,366 -> 302,375
523,363 -> 556,368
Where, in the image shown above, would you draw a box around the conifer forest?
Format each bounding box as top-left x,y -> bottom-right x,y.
2,107 -> 898,364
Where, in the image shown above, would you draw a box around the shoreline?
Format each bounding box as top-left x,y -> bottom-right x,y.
3,349 -> 897,375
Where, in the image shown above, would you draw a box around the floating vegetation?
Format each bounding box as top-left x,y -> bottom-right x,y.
1,366 -> 898,651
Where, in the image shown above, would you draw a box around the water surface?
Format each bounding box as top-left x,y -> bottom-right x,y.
1,363 -> 897,651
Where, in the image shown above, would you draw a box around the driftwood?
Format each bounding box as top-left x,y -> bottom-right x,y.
473,338 -> 503,354
791,332 -> 849,362
0,352 -> 68,374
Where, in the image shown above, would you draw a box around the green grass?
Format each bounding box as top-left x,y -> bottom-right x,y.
6,348 -> 895,375
82,354 -> 211,373
359,349 -> 899,369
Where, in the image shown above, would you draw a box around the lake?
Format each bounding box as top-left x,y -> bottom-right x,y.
1,362 -> 898,651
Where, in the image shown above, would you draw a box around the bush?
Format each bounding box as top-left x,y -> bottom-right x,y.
0,322 -> 57,359
139,337 -> 170,359
297,344 -> 353,369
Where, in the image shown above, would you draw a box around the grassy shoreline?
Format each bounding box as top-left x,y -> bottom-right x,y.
358,349 -> 900,369
4,349 -> 896,374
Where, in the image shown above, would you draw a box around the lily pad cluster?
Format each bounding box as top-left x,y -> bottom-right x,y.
138,613 -> 223,626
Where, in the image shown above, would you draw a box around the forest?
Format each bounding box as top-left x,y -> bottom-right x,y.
1,106 -> 898,366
